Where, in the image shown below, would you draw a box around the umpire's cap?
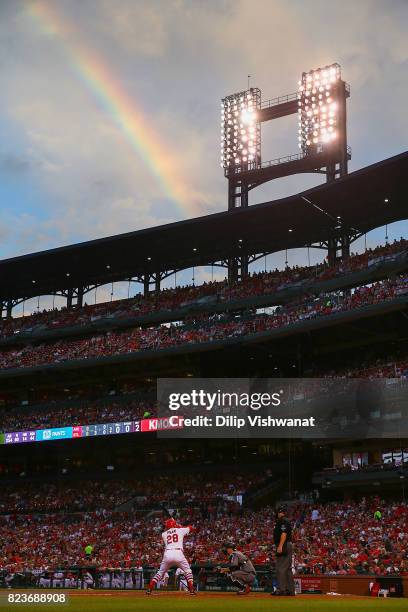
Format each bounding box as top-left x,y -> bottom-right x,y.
222,542 -> 236,554
276,504 -> 287,514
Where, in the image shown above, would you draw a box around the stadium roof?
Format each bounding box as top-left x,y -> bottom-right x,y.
0,151 -> 407,302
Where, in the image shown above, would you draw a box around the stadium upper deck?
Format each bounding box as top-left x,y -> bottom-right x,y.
0,238 -> 405,345
0,151 -> 406,305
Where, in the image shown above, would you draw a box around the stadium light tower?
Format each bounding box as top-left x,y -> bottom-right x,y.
221,62 -> 350,281
298,63 -> 349,180
221,87 -> 262,209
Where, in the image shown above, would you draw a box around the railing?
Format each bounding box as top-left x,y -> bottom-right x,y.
256,152 -> 304,169
228,146 -> 352,176
229,152 -> 305,176
1,568 -> 405,596
0,569 -> 144,590
260,92 -> 298,108
0,567 -> 273,592
260,83 -> 350,109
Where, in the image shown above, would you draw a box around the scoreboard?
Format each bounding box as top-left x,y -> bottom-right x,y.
2,417 -> 179,446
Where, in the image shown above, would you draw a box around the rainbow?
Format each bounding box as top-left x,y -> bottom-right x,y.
26,1 -> 200,216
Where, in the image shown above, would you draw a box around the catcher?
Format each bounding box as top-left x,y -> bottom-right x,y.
219,542 -> 256,595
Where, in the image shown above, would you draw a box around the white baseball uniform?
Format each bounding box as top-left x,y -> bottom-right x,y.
53,572 -> 65,588
151,526 -> 193,586
38,576 -> 51,588
82,572 -> 94,589
175,567 -> 188,591
111,572 -> 123,588
99,572 -> 111,588
156,571 -> 169,589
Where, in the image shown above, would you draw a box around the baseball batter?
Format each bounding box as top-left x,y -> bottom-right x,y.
146,518 -> 196,595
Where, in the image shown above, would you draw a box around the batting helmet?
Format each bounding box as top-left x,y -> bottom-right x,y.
165,518 -> 177,530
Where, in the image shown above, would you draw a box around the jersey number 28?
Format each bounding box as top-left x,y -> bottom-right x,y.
167,534 -> 179,544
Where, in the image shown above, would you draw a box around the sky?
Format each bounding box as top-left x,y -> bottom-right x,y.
0,0 -> 407,310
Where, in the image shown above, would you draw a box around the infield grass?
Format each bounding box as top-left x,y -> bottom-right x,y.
2,593 -> 408,612
76,596 -> 406,612
1,592 -> 407,612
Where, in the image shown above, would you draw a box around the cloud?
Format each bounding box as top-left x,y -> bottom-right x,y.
0,154 -> 32,174
94,0 -> 169,57
0,0 -> 405,260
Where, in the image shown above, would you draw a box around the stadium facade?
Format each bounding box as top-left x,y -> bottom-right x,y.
0,69 -> 407,594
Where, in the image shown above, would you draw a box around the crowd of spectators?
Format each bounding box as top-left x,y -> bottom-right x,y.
0,350 -> 406,433
0,472 -> 260,515
0,481 -> 133,514
290,499 -> 408,576
319,358 -> 408,379
317,459 -> 408,477
0,238 -> 405,339
0,275 -> 406,371
0,493 -> 407,577
0,380 -> 146,410
0,396 -> 154,433
0,238 -> 406,580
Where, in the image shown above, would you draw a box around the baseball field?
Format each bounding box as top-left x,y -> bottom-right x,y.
2,591 -> 407,611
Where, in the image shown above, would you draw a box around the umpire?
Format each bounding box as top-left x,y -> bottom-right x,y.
272,505 -> 295,596
220,543 -> 256,595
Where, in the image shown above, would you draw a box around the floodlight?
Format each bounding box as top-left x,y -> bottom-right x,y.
298,63 -> 342,154
221,87 -> 261,176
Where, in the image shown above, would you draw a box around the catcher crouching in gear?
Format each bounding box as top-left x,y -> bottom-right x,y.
146,518 -> 196,595
219,543 -> 256,595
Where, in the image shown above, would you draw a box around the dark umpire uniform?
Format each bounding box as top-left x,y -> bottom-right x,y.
272,505 -> 295,596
